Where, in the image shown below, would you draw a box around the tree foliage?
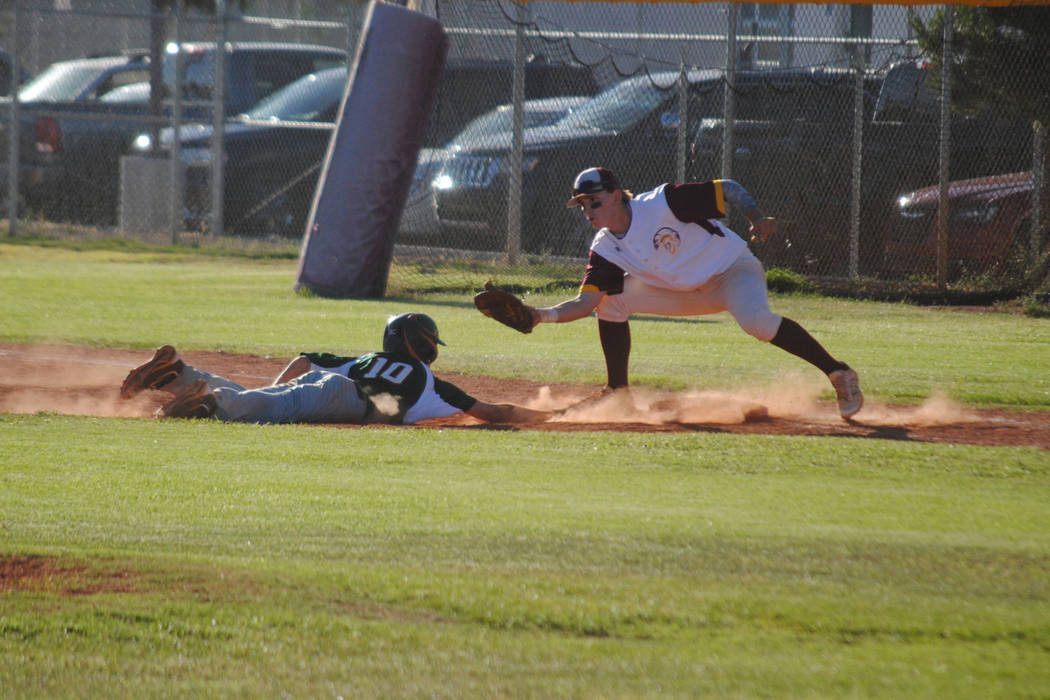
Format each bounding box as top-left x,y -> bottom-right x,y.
911,8 -> 1050,297
909,7 -> 1050,125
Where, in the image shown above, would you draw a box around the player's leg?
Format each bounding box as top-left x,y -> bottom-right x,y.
595,276 -> 723,387
594,276 -> 719,390
598,319 -> 631,388
716,252 -> 862,418
212,370 -> 368,424
121,345 -> 247,398
167,364 -> 248,395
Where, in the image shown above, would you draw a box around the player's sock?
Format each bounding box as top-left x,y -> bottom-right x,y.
770,317 -> 849,375
598,319 -> 631,389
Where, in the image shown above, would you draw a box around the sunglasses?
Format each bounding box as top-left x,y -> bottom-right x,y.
577,200 -> 603,211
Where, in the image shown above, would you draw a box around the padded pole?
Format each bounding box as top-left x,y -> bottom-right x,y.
296,1 -> 448,298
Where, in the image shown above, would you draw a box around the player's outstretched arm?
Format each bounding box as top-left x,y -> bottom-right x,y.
273,355 -> 312,385
467,400 -> 551,424
533,290 -> 605,325
718,178 -> 778,243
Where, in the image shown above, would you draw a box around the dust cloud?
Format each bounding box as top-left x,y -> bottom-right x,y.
533,372 -> 982,428
0,345 -> 1025,448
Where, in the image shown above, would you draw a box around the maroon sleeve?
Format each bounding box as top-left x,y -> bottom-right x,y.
580,250 -> 625,295
663,182 -> 727,223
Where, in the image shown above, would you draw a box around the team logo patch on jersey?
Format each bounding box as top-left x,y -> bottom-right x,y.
652,228 -> 681,255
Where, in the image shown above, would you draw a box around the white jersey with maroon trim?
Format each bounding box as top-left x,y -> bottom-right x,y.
589,184 -> 748,291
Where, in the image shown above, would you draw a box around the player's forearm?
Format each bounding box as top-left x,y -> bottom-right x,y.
273,355 -> 311,385
468,401 -> 550,424
716,179 -> 765,223
533,292 -> 603,324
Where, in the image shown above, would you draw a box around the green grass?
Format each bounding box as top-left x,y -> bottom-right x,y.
3,415 -> 1049,697
2,242 -> 1050,697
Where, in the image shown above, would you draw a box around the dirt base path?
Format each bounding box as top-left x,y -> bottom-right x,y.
2,343 -> 1048,450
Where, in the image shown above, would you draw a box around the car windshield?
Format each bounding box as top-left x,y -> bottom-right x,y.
18,63 -> 112,102
241,68 -> 347,122
99,82 -> 151,103
449,102 -> 578,147
554,76 -> 674,132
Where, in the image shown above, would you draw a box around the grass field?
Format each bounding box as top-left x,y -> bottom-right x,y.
2,242 -> 1049,697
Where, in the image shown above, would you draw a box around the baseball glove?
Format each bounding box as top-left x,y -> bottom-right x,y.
473,281 -> 536,334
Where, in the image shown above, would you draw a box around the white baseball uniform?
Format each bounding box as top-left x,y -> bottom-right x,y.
581,180 -> 782,341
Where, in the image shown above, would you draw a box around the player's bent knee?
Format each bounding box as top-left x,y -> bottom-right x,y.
738,313 -> 782,342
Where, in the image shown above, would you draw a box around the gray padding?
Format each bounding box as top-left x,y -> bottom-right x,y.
296,2 -> 448,298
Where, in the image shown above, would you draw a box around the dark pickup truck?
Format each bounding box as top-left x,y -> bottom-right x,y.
3,41 -> 345,225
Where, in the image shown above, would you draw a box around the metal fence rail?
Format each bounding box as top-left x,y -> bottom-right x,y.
1,0 -> 1044,294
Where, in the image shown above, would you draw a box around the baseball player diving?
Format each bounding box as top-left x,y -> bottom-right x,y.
519,167 -> 863,419
119,312 -> 551,425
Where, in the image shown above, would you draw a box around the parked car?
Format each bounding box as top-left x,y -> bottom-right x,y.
432,68 -> 750,255
11,52 -> 150,103
134,65 -> 347,236
0,51 -> 151,212
136,63 -> 587,239
881,172 -> 1046,280
402,94 -> 589,240
11,42 -> 346,225
422,56 -> 599,148
434,60 -> 1034,264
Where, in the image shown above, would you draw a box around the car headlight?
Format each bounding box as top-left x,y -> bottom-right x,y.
180,147 -> 212,166
432,173 -> 453,190
896,195 -> 928,219
952,203 -> 999,225
132,133 -> 152,152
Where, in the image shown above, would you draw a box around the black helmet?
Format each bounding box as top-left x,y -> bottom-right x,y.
382,312 -> 446,364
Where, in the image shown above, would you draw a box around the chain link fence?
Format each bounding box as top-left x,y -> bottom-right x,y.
2,1 -> 1046,295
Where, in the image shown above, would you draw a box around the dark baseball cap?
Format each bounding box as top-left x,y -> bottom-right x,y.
565,167 -> 621,208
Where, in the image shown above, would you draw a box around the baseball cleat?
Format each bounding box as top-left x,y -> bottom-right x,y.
829,368 -> 863,420
157,379 -> 216,420
120,345 -> 185,399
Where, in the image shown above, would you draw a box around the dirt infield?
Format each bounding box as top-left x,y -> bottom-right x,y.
2,343 -> 1048,449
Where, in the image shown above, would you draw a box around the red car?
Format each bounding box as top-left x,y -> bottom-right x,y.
882,172 -> 1045,279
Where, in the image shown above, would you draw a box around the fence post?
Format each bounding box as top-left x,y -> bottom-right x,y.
6,3 -> 18,236
506,1 -> 526,263
1032,120 -> 1044,267
677,47 -> 687,184
170,0 -> 184,244
210,0 -> 228,239
849,46 -> 864,280
936,5 -> 953,289
721,2 -> 737,181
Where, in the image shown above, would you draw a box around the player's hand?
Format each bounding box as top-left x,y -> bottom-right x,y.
749,216 -> 778,244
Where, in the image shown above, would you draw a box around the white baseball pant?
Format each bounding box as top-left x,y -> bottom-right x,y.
594,249 -> 783,342
168,367 -> 369,424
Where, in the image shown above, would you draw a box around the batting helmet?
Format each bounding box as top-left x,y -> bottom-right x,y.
383,312 -> 446,364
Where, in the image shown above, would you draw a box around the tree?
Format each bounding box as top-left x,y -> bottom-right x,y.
909,7 -> 1050,122
910,8 -> 1050,285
